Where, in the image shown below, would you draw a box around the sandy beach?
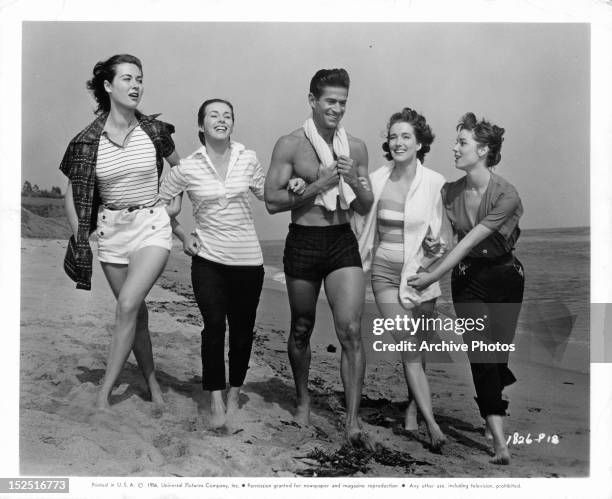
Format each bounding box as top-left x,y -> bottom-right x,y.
19,236 -> 588,478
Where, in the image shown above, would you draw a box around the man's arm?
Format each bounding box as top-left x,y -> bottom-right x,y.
264,135 -> 339,214
338,138 -> 373,216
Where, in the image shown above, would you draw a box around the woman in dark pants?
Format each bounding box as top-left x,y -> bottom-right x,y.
407,112 -> 524,465
158,99 -> 265,428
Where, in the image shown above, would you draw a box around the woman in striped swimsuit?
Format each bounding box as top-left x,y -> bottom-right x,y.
60,54 -> 180,413
158,99 -> 266,429
358,108 -> 449,451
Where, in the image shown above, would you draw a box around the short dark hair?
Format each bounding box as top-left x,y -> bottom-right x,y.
309,68 -> 350,99
196,99 -> 235,145
382,107 -> 435,163
456,112 -> 505,167
86,54 -> 143,115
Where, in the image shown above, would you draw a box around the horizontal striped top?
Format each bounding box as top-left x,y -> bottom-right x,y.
377,198 -> 404,248
158,142 -> 265,266
95,126 -> 158,208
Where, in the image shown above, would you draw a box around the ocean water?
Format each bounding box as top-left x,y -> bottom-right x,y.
261,227 -> 590,372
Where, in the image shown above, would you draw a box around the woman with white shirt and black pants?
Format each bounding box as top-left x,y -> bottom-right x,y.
158,99 -> 265,429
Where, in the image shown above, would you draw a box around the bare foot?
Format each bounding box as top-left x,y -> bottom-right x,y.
209,391 -> 226,429
94,393 -> 114,414
404,401 -> 418,430
346,426 -> 375,451
294,400 -> 311,426
94,403 -> 115,416
484,422 -> 493,440
225,387 -> 241,427
147,377 -> 165,406
426,421 -> 446,452
151,402 -> 165,419
491,444 -> 511,465
486,415 -> 510,464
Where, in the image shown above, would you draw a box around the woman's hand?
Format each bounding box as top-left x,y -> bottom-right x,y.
357,176 -> 371,191
406,271 -> 436,291
287,177 -> 307,196
183,232 -> 201,257
164,193 -> 183,218
422,235 -> 442,257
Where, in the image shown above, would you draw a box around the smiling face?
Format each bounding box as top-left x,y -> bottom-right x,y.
103,63 -> 143,111
388,121 -> 421,165
201,101 -> 234,142
453,128 -> 488,170
309,86 -> 348,130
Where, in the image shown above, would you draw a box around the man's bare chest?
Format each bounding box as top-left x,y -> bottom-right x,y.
293,140 -> 339,182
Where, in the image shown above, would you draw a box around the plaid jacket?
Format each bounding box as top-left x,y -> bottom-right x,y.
59,111 -> 175,290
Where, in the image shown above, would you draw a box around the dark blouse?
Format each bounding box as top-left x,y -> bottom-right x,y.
442,172 -> 523,259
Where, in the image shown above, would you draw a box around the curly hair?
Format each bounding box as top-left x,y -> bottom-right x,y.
196,98 -> 235,146
456,112 -> 505,167
382,107 -> 435,163
86,54 -> 143,115
309,68 -> 350,99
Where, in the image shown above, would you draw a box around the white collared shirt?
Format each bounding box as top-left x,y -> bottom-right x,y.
158,142 -> 265,265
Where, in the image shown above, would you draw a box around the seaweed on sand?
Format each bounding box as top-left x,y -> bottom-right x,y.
295,443 -> 431,477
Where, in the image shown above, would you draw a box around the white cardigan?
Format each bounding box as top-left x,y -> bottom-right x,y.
356,161 -> 450,306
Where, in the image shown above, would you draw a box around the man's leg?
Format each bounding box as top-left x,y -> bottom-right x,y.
323,266 -> 367,441
286,276 -> 321,425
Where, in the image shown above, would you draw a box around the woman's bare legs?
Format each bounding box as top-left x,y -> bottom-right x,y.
101,263 -> 164,406
96,246 -> 169,411
374,288 -> 446,450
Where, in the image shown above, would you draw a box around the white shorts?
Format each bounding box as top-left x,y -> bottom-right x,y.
96,205 -> 172,264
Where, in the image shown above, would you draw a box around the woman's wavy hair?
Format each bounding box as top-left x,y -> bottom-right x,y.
197,99 -> 235,146
382,107 -> 434,163
86,54 -> 143,115
456,112 -> 505,167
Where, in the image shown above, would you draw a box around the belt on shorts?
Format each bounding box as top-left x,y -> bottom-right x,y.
103,203 -> 156,212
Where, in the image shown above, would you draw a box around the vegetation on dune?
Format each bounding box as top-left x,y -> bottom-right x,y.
22,180 -> 63,199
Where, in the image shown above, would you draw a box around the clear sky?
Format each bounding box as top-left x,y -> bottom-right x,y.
22,22 -> 589,239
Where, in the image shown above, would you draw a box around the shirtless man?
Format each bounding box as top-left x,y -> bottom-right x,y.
264,69 -> 374,445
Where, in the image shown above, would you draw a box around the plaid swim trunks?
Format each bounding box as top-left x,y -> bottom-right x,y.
283,223 -> 362,281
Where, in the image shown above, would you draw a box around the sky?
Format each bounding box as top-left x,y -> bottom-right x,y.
21,21 -> 589,239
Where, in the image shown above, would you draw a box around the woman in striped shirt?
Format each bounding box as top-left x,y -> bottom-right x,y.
357,108 -> 449,451
159,99 -> 266,428
61,54 -> 180,413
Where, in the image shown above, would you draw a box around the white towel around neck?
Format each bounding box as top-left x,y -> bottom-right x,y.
302,118 -> 356,211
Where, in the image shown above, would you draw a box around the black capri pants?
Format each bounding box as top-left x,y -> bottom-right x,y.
451,254 -> 525,419
191,255 -> 264,391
